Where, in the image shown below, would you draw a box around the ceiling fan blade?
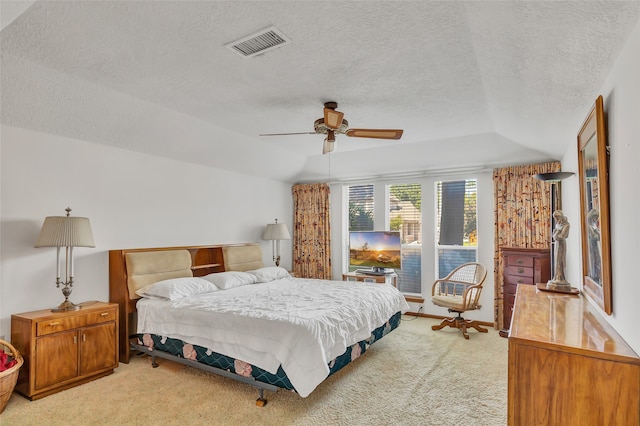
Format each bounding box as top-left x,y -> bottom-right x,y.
259,132 -> 317,136
345,129 -> 403,140
324,108 -> 344,130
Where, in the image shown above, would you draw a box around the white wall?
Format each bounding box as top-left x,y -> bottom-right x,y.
564,18 -> 640,354
0,125 -> 293,339
329,170 -> 495,324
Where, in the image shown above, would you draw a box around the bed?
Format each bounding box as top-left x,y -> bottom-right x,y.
109,243 -> 409,405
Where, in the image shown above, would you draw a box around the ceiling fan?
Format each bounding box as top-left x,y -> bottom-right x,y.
260,102 -> 403,154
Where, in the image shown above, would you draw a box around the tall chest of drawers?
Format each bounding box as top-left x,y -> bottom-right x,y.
500,247 -> 550,337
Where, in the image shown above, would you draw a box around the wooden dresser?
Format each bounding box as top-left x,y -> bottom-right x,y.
508,285 -> 639,425
500,247 -> 550,337
11,301 -> 119,400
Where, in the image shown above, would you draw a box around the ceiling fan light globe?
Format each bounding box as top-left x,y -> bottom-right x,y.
322,138 -> 335,154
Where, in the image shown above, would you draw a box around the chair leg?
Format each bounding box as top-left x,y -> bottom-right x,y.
465,320 -> 488,334
432,313 -> 488,339
432,317 -> 458,331
459,320 -> 470,340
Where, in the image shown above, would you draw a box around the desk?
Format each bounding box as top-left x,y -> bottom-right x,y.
342,271 -> 397,288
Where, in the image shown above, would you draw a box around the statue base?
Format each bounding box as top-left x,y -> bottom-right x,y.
536,282 -> 580,295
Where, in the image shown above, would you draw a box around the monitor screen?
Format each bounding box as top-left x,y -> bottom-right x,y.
349,231 -> 401,271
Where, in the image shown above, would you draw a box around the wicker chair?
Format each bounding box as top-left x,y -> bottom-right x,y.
431,262 -> 488,339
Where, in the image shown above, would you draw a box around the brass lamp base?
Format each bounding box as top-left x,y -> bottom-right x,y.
51,300 -> 82,312
52,280 -> 82,312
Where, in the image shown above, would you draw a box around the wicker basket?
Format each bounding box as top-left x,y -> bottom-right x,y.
0,339 -> 23,414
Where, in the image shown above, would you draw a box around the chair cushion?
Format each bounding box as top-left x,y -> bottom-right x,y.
432,295 -> 466,311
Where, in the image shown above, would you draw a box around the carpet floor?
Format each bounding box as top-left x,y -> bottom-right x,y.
0,316 -> 508,425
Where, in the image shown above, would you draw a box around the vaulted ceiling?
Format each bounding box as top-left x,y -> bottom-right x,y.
2,1 -> 639,182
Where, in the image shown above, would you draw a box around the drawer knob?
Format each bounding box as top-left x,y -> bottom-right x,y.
100,313 -> 109,317
517,268 -> 524,273
516,259 -> 523,264
48,322 -> 60,326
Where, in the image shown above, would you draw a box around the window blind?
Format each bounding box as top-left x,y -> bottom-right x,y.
348,185 -> 374,231
436,179 -> 477,278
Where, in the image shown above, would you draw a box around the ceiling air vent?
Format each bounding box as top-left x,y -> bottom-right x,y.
225,26 -> 291,58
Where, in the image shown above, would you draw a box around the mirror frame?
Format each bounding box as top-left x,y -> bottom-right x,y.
577,95 -> 612,314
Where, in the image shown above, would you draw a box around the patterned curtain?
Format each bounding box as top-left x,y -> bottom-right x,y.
292,183 -> 332,279
493,161 -> 561,329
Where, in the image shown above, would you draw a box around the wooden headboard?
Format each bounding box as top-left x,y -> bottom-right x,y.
109,243 -> 263,363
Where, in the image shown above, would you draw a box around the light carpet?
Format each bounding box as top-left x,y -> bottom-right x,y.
0,317 -> 508,425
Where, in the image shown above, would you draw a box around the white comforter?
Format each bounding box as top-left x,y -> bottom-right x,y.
136,276 -> 409,397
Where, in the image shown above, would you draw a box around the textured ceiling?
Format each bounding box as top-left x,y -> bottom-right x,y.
1,1 -> 639,182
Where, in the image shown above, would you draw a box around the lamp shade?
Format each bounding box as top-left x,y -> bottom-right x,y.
35,216 -> 95,248
262,223 -> 291,241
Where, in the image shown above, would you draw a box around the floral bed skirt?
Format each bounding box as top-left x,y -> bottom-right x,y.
136,311 -> 402,393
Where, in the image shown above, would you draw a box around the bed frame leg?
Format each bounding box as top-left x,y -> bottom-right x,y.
151,355 -> 159,368
255,389 -> 268,407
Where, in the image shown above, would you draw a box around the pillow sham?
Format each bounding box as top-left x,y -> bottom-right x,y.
135,277 -> 218,300
246,266 -> 290,283
201,271 -> 257,290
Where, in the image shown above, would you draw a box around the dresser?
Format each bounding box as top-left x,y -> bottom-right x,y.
500,247 -> 550,337
11,301 -> 119,400
508,285 -> 639,425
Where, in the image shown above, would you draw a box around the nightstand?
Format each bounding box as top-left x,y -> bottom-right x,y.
11,301 -> 119,400
342,271 -> 398,288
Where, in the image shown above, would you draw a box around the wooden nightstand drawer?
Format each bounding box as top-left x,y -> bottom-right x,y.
86,308 -> 117,326
36,314 -> 88,336
35,305 -> 117,336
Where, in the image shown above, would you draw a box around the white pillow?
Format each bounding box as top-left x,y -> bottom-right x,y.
246,266 -> 290,283
135,277 -> 218,300
202,271 -> 257,290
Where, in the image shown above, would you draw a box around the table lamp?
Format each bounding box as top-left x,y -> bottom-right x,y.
35,207 -> 95,312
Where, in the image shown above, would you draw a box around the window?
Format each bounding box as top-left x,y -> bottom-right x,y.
389,183 -> 422,294
348,185 -> 374,231
345,178 -> 478,296
436,179 -> 477,278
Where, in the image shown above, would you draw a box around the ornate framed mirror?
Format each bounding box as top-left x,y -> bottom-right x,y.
577,95 -> 612,314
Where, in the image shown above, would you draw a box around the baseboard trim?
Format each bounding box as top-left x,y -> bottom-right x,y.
402,311 -> 495,328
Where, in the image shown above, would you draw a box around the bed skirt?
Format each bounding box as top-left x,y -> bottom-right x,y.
134,311 -> 402,393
